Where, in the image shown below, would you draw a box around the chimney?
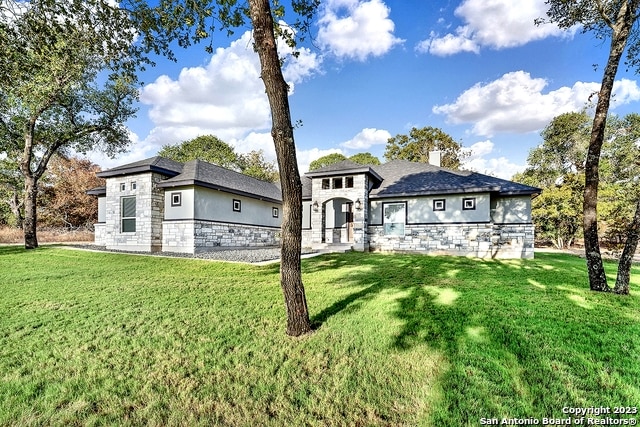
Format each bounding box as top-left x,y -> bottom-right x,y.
428,150 -> 441,167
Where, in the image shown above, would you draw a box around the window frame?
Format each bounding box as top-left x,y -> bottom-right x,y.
121,196 -> 136,233
332,177 -> 343,189
462,197 -> 476,210
383,202 -> 406,236
433,199 -> 446,212
233,199 -> 242,212
272,207 -> 279,218
345,176 -> 354,188
171,192 -> 182,207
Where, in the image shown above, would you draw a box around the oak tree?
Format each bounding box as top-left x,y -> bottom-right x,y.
384,126 -> 467,169
1,0 -> 139,249
542,0 -> 640,292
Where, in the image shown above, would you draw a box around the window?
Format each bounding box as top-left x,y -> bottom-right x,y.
131,182 -> 137,190
120,183 -> 126,191
463,197 -> 476,210
171,192 -> 182,207
332,177 -> 343,189
233,199 -> 241,212
121,196 -> 136,232
433,199 -> 446,211
383,203 -> 406,236
345,176 -> 354,188
272,207 -> 279,218
322,179 -> 330,189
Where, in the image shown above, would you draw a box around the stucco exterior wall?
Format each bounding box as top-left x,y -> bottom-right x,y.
491,196 -> 532,224
101,172 -> 165,252
162,219 -> 280,254
368,222 -> 534,259
370,193 -> 491,225
193,187 -> 281,228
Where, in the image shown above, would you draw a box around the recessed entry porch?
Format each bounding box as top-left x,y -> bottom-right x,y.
319,197 -> 355,244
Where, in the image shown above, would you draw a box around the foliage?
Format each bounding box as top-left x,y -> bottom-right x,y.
158,136 -> 280,182
516,111 -> 640,251
308,153 -> 347,171
542,0 -> 640,292
1,0 -> 140,248
0,249 -> 638,425
238,150 -> 279,182
348,152 -> 381,165
532,174 -> 584,248
158,135 -> 243,170
384,126 -> 467,169
308,152 -> 382,171
38,156 -> 104,230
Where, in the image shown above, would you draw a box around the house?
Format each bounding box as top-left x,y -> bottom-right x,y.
89,156 -> 283,253
90,155 -> 540,258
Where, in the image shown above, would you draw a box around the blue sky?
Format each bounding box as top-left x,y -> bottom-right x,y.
89,0 -> 640,179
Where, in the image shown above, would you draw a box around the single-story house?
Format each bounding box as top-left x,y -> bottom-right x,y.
90,155 -> 540,258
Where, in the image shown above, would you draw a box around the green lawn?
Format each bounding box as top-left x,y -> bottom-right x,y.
0,247 -> 638,426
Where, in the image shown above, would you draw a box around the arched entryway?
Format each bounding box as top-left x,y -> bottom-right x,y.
322,197 -> 355,244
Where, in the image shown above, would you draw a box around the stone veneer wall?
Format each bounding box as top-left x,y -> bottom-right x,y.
368,223 -> 535,259
102,172 -> 165,252
163,219 -> 280,254
94,223 -> 106,246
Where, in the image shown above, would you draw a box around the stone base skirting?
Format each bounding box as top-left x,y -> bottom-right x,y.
162,220 -> 281,254
368,223 -> 535,259
94,223 -> 106,246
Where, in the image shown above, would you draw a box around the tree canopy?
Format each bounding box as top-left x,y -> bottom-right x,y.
158,135 -> 243,170
384,127 -> 467,169
158,135 -> 279,182
542,0 -> 640,293
1,0 -> 140,248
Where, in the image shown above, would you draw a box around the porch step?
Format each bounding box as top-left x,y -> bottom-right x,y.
310,243 -> 354,253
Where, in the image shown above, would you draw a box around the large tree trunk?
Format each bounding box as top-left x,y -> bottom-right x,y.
22,175 -> 38,249
248,0 -> 311,336
613,198 -> 640,295
583,4 -> 637,292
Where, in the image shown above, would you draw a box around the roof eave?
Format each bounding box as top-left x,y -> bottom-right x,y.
158,179 -> 282,204
97,165 -> 181,178
305,167 -> 383,182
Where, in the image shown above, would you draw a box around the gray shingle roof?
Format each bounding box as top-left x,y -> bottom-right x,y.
369,160 -> 540,197
97,156 -> 183,178
302,159 -> 540,198
157,159 -> 282,203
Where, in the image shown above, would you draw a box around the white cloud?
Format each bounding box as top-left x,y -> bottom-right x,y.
461,140 -> 526,180
317,0 -> 403,61
103,30 -> 319,163
340,128 -> 391,149
418,0 -> 575,56
297,147 -> 345,173
433,71 -> 640,136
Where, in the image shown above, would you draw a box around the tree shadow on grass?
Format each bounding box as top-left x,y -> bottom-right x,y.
303,251 -> 640,424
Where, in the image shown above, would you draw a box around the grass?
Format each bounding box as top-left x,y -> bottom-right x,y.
0,247 -> 638,426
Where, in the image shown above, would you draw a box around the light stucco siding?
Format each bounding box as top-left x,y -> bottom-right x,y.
163,187 -> 195,219
491,196 -> 532,224
370,193 -> 491,225
193,187 -> 281,227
